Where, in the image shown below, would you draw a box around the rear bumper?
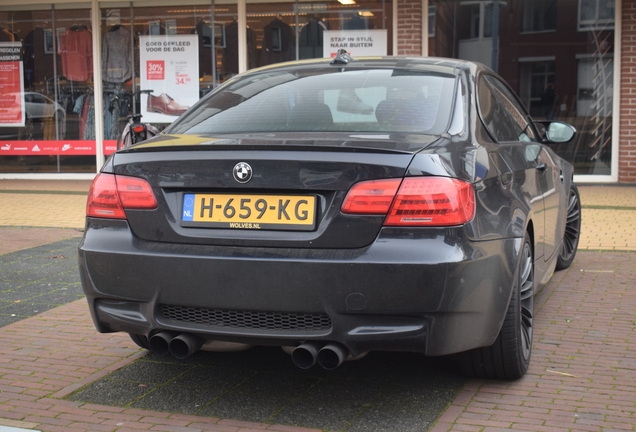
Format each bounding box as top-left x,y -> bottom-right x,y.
78,218 -> 521,356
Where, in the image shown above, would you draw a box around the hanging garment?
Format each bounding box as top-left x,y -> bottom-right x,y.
195,20 -> 213,77
224,21 -> 258,74
83,94 -> 96,140
58,26 -> 93,81
102,25 -> 133,83
260,18 -> 295,66
74,94 -> 86,139
104,88 -> 132,140
299,18 -> 328,60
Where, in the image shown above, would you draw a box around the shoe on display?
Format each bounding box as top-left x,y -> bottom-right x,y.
147,93 -> 189,116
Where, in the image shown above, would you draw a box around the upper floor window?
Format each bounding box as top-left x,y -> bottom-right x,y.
459,2 -> 494,40
522,0 -> 557,33
579,0 -> 615,31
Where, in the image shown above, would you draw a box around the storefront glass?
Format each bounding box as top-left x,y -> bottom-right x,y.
99,3 -> 238,153
246,0 -> 393,68
0,5 -> 96,173
1,0 -> 391,175
429,0 -> 616,176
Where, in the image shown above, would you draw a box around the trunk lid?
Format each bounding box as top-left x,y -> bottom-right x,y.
113,133 -> 440,249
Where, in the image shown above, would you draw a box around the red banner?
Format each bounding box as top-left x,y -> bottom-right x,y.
0,140 -> 119,156
0,44 -> 25,127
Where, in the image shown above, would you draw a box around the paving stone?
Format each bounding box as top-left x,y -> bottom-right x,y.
0,183 -> 635,432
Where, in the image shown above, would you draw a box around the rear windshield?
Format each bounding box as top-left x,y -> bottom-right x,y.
167,68 -> 457,135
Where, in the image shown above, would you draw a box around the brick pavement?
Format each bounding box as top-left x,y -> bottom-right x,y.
0,300 -> 321,432
431,251 -> 636,431
1,179 -> 635,432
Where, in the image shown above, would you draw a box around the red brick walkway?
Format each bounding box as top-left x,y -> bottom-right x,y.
432,251 -> 636,431
1,251 -> 633,431
0,299 -> 320,432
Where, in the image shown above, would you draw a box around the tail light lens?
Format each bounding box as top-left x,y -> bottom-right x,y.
87,173 -> 157,219
341,179 -> 401,214
342,177 -> 475,227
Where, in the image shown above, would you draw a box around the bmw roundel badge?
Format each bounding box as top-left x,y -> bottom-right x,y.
233,162 -> 252,183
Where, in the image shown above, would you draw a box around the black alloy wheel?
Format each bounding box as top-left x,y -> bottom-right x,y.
459,231 -> 534,380
555,184 -> 581,271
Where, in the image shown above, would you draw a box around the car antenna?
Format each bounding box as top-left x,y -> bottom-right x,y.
330,49 -> 352,68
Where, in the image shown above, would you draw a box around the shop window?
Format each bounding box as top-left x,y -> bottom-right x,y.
433,0 -> 616,176
429,6 -> 435,37
0,7 -> 96,174
99,3 -> 237,153
522,0 -> 557,33
579,0 -> 615,31
245,1 -> 392,68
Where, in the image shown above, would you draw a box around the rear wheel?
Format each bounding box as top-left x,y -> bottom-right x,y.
555,184 -> 581,271
129,333 -> 150,350
459,231 -> 534,380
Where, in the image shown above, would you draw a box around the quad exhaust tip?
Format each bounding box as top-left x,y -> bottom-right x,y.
148,331 -> 203,359
291,342 -> 350,370
317,343 -> 348,370
291,341 -> 322,369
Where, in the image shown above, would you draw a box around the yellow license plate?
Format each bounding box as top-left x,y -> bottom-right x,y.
181,193 -> 316,230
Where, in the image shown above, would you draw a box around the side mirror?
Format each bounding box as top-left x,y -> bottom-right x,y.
538,121 -> 576,143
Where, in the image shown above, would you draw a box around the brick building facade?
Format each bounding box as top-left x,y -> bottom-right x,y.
398,0 -> 630,183
0,0 -> 629,182
620,0 -> 636,182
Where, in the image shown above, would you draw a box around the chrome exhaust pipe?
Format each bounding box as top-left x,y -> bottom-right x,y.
169,333 -> 204,359
148,331 -> 178,356
317,342 -> 349,370
291,341 -> 323,369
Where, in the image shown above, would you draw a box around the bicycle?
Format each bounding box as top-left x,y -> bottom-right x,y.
117,89 -> 160,149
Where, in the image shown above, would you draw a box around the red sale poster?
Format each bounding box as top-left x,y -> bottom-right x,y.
0,42 -> 25,127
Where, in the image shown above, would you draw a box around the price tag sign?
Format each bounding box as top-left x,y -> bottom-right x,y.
147,60 -> 165,80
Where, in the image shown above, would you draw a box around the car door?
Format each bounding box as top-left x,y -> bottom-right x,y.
535,146 -> 566,261
477,74 -> 550,261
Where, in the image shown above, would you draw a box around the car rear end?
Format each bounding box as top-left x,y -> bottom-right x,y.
79,59 -> 519,364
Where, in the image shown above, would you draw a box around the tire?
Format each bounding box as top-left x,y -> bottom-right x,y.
555,184 -> 581,271
459,232 -> 534,380
129,333 -> 151,350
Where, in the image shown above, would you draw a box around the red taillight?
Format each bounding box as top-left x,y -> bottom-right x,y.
115,175 -> 158,209
86,173 -> 157,219
341,176 -> 475,227
385,177 -> 475,226
87,174 -> 125,219
341,179 -> 401,214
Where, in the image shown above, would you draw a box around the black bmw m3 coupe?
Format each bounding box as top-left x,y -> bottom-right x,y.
79,54 -> 581,380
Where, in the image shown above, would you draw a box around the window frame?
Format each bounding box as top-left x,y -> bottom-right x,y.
578,0 -> 615,31
521,0 -> 557,34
